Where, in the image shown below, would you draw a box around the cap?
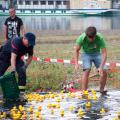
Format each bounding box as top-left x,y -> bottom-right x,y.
24,32 -> 36,46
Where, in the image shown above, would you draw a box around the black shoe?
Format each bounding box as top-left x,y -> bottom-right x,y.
100,90 -> 108,96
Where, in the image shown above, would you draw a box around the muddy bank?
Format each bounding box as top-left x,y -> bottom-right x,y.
35,29 -> 120,42
38,29 -> 120,36
0,29 -> 120,45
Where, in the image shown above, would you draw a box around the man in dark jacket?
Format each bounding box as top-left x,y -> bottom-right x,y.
0,32 -> 36,92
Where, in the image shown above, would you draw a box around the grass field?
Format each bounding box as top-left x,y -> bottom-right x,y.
0,30 -> 120,92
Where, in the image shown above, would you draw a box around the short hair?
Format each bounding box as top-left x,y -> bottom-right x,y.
9,6 -> 15,10
85,26 -> 97,37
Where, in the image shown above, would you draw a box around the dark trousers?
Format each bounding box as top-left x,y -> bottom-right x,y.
0,52 -> 26,86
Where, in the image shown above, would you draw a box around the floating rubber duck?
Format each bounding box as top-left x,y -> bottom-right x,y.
77,109 -> 84,117
38,115 -> 43,120
28,106 -> 33,114
60,109 -> 64,117
93,95 -> 97,100
56,103 -> 60,108
71,93 -> 75,98
47,103 -> 52,108
29,114 -> 34,120
68,106 -> 74,111
38,106 -> 42,111
0,112 -> 6,119
82,90 -> 89,99
19,105 -> 25,112
56,97 -> 61,102
12,112 -> 21,120
91,89 -> 96,95
61,95 -> 64,99
78,95 -> 82,99
20,111 -> 27,120
87,95 -> 91,100
118,111 -> 120,118
100,108 -> 105,114
50,94 -> 55,99
35,111 -> 40,118
86,102 -> 91,108
112,118 -> 118,120
83,90 -> 89,95
51,109 -> 54,115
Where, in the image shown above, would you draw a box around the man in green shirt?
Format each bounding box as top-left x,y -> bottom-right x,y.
74,26 -> 107,95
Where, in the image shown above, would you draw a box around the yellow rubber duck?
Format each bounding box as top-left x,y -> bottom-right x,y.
28,106 -> 33,114
91,89 -> 96,95
118,111 -> 120,118
56,97 -> 61,102
93,95 -> 97,100
82,90 -> 89,99
61,95 -> 64,99
77,109 -> 84,117
86,102 -> 91,108
83,90 -> 89,95
87,95 -> 91,100
12,113 -> 21,120
38,115 -> 43,120
19,105 -> 25,112
29,114 -> 34,120
20,112 -> 27,120
47,103 -> 52,108
50,94 -> 55,99
112,118 -> 118,120
71,93 -> 75,98
35,111 -> 40,118
56,103 -> 60,108
68,106 -> 74,111
51,109 -> 54,115
100,108 -> 105,114
0,112 -> 6,119
78,95 -> 82,99
60,109 -> 64,117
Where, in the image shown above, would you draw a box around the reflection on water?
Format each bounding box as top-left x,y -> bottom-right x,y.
0,15 -> 120,34
0,90 -> 120,120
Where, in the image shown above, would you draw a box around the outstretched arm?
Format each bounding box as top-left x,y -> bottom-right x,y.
98,48 -> 107,75
74,45 -> 81,70
11,53 -> 17,71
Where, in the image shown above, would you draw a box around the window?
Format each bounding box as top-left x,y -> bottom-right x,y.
56,1 -> 61,5
33,1 -> 39,5
63,1 -> 68,5
31,10 -> 35,13
20,10 -> 25,13
19,0 -> 23,5
41,1 -> 46,5
25,0 -> 31,5
48,1 -> 54,5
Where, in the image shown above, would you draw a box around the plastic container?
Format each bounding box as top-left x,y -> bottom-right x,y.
0,73 -> 20,100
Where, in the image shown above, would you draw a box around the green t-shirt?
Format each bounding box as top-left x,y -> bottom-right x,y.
76,32 -> 106,53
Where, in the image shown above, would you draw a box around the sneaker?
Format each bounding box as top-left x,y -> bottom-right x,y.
100,90 -> 108,96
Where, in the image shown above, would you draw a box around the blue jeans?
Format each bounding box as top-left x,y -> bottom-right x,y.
81,53 -> 107,70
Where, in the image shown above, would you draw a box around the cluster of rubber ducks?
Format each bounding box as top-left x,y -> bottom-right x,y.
0,90 -> 119,119
9,105 -> 43,120
113,111 -> 120,120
